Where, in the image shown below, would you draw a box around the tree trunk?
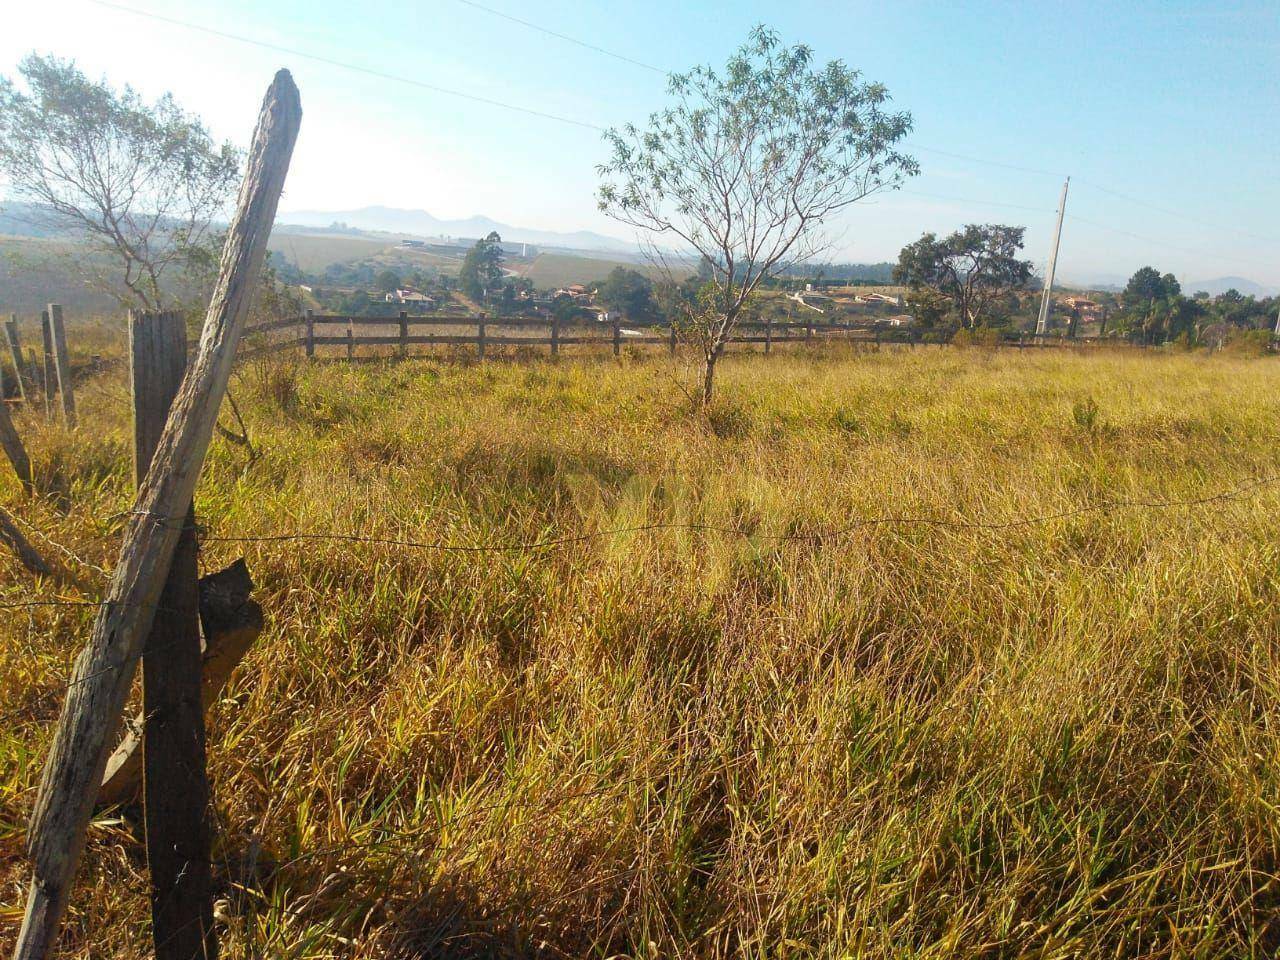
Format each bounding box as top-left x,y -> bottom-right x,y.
701,344 -> 719,406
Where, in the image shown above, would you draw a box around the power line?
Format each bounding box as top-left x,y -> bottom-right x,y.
1065,213 -> 1275,273
78,0 -> 1280,268
1073,177 -> 1280,247
85,0 -> 606,132
902,143 -> 1064,179
452,0 -> 667,75
897,188 -> 1054,214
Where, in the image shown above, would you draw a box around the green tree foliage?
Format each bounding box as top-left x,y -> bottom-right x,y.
1117,267 -> 1194,343
893,225 -> 1034,330
0,54 -> 240,310
597,267 -> 656,322
598,25 -> 916,403
374,269 -> 402,294
459,231 -> 504,303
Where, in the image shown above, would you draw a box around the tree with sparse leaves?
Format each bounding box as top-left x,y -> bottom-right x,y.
0,54 -> 240,310
893,225 -> 1034,331
598,26 -> 916,404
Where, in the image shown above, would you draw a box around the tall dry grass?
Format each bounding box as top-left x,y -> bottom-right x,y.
3,343 -> 1280,957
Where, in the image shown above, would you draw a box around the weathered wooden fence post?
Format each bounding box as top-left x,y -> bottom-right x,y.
12,68 -> 300,960
25,349 -> 40,399
47,305 -> 75,427
613,319 -> 621,357
550,316 -> 559,357
765,318 -> 772,355
398,311 -> 408,358
346,317 -> 354,360
477,315 -> 486,360
304,309 -> 315,359
0,506 -> 52,576
669,323 -> 677,355
39,311 -> 55,419
129,309 -> 212,960
5,316 -> 28,405
805,320 -> 813,343
0,399 -> 33,495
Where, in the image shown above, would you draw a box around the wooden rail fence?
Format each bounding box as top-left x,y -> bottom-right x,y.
236,313 -> 1108,362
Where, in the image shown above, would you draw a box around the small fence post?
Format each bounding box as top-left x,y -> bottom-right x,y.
26,348 -> 39,400
478,315 -> 486,360
875,328 -> 882,349
128,309 -> 213,960
5,316 -> 28,405
47,304 -> 75,427
550,316 -> 560,357
39,311 -> 55,419
669,324 -> 677,355
304,309 -> 315,359
805,321 -> 813,343
346,317 -> 354,360
613,320 -> 621,357
765,318 -> 772,355
399,311 -> 408,358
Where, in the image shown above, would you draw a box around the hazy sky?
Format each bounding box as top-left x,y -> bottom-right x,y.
3,0 -> 1278,286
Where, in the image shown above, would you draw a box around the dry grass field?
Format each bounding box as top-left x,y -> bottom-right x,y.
3,342 -> 1280,957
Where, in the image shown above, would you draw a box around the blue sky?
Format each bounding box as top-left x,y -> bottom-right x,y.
3,0 -> 1278,286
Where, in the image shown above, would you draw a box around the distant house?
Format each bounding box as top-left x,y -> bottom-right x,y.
555,284 -> 592,301
882,314 -> 914,327
385,288 -> 435,306
788,291 -> 829,313
399,239 -> 425,248
857,292 -> 903,307
1058,296 -> 1106,326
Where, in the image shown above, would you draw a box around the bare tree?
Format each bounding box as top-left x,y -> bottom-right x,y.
0,54 -> 240,310
597,26 -> 916,404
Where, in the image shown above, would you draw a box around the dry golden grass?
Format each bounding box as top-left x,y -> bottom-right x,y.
3,343 -> 1280,958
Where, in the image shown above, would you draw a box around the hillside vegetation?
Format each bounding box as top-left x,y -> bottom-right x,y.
3,346 -> 1280,957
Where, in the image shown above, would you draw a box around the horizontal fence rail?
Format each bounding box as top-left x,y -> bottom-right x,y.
235,313 -> 1109,364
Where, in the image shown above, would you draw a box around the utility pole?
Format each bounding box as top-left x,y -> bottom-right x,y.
1036,177 -> 1070,337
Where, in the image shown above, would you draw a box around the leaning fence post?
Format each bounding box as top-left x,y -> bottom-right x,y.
5,316 -> 27,405
47,305 -> 75,427
613,319 -> 621,357
12,68 -> 301,960
477,315 -> 486,360
129,309 -> 212,960
39,311 -> 55,419
0,507 -> 52,576
304,309 -> 315,359
0,399 -> 33,495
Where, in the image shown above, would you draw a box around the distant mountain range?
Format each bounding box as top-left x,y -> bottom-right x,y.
276,205 -> 639,254
1183,276 -> 1278,298
1061,272 -> 1277,297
